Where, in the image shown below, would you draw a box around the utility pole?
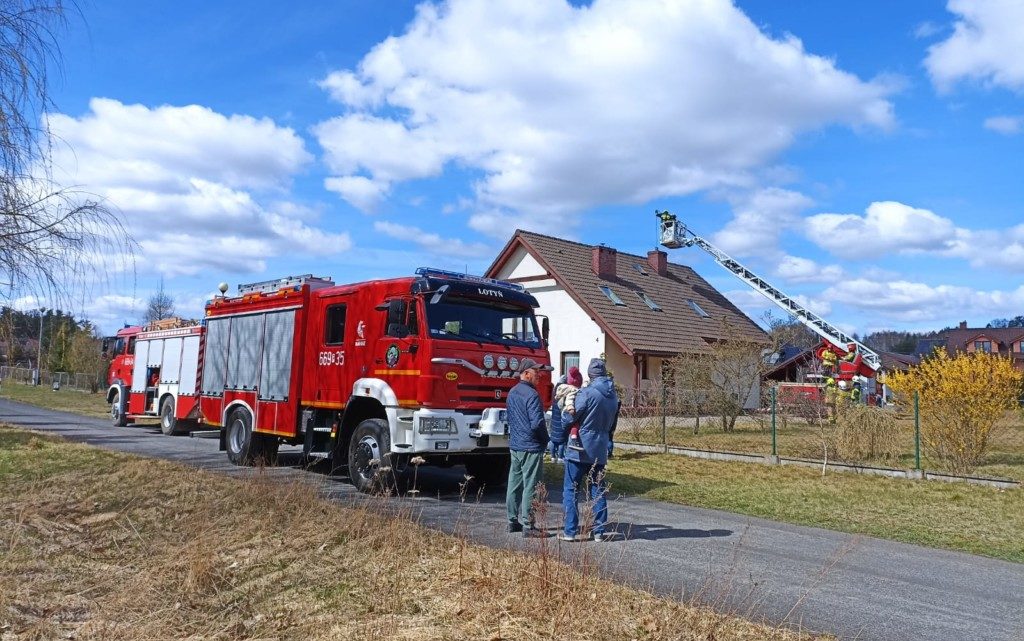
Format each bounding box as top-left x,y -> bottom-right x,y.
35,310 -> 43,385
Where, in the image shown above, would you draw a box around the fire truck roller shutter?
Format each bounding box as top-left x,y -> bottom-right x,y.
226,314 -> 263,391
259,310 -> 295,401
160,337 -> 183,384
130,340 -> 150,393
179,335 -> 200,394
201,318 -> 229,396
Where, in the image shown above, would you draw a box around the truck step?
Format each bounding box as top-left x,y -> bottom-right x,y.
312,427 -> 332,433
189,430 -> 220,439
306,451 -> 330,459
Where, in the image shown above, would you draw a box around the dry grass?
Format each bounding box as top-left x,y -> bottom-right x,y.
0,425 -> 825,641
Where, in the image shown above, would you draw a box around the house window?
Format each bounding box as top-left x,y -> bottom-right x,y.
599,285 -> 626,306
974,340 -> 992,353
561,351 -> 580,374
686,298 -> 710,318
632,263 -> 649,276
325,304 -> 347,344
636,291 -> 662,311
640,355 -> 649,380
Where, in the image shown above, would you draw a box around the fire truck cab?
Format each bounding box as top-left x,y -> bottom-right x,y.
200,269 -> 552,492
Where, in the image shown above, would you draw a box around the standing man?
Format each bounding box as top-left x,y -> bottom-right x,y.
505,357 -> 553,536
556,358 -> 619,542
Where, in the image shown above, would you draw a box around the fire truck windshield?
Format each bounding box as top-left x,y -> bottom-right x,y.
425,296 -> 541,348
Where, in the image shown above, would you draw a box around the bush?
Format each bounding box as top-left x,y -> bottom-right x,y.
888,350 -> 1023,474
829,402 -> 902,463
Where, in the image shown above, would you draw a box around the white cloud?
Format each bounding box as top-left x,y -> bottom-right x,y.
713,187 -> 814,258
373,221 -> 491,258
81,295 -> 146,332
775,255 -> 845,284
913,21 -> 943,39
48,99 -> 351,278
804,201 -> 959,258
823,278 -> 1024,323
316,0 -> 893,228
926,0 -> 1024,93
983,114 -> 1024,135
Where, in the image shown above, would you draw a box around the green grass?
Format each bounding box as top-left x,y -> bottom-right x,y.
546,450 -> 1024,563
1,379 -> 112,419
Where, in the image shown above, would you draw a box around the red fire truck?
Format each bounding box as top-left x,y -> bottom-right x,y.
198,269 -> 552,492
105,319 -> 204,435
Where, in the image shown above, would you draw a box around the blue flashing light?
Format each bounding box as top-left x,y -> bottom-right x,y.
415,267 -> 525,292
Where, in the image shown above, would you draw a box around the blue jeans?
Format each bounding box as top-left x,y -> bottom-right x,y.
549,440 -> 566,460
562,459 -> 607,537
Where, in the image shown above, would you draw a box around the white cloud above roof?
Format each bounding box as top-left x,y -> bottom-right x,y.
315,0 -> 894,225
925,0 -> 1024,93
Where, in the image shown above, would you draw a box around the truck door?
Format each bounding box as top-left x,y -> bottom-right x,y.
314,298 -> 351,405
373,297 -> 421,403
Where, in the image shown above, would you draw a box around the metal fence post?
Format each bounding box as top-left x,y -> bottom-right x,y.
661,384 -> 668,452
771,385 -> 777,457
914,391 -> 921,471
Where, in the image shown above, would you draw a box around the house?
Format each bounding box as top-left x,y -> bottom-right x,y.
935,321 -> 1024,369
485,230 -> 767,399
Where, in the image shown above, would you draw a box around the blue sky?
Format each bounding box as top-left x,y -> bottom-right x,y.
33,0 -> 1024,335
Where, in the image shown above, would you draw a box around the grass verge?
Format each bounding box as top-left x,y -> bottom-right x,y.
559,450 -> 1024,563
0,425 -> 826,640
0,380 -> 111,420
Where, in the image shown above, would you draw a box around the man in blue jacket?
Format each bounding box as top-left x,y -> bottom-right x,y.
553,358 -> 619,542
505,357 -> 553,536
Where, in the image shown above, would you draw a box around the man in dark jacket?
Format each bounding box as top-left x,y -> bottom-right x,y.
554,358 -> 619,542
505,357 -> 552,535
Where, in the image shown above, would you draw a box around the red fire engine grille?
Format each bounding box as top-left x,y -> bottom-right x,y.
457,383 -> 515,403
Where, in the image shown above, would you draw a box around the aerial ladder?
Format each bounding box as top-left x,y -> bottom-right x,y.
655,210 -> 880,384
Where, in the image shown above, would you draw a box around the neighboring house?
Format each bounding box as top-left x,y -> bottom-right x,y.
935,322 -> 1024,370
485,230 -> 766,403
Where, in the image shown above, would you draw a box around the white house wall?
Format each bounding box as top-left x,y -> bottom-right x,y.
494,249 -> 606,382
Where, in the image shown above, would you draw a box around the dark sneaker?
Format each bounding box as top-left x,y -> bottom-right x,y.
507,521 -> 523,533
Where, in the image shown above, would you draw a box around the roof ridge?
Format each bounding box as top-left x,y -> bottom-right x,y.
516,228 -> 684,269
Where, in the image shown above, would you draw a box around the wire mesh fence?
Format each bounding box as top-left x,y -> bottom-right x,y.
615,385 -> 1024,483
0,366 -> 101,393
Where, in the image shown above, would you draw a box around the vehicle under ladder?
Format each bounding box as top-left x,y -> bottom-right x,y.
656,210 -> 881,373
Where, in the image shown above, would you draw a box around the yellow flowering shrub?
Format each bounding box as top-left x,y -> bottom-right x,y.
888,349 -> 1023,474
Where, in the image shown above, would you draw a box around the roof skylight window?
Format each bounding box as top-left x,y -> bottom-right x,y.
636,291 -> 661,311
686,298 -> 710,318
633,263 -> 649,276
599,286 -> 626,306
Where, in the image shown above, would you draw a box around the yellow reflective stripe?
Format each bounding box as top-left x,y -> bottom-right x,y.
372,370 -> 421,376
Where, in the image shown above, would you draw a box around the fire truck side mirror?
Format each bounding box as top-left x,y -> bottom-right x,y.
386,299 -> 409,337
540,316 -> 550,343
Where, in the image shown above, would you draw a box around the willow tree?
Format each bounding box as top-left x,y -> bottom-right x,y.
0,1 -> 132,305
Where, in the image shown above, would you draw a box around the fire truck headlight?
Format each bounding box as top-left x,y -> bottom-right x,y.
418,417 -> 457,435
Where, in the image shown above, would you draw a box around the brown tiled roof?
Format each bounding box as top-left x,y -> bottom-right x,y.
487,230 -> 766,356
942,328 -> 1024,353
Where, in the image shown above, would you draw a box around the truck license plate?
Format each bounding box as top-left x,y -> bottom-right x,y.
434,441 -> 449,450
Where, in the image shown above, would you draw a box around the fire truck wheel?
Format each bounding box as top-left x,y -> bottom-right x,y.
465,453 -> 510,488
226,409 -> 255,465
347,418 -> 391,494
110,389 -> 127,427
159,397 -> 182,436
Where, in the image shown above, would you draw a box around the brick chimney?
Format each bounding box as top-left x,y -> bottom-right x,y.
592,244 -> 617,279
647,249 -> 668,276
959,320 -> 968,329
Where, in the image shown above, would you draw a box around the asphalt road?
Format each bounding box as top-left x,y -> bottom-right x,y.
2,397 -> 1022,641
